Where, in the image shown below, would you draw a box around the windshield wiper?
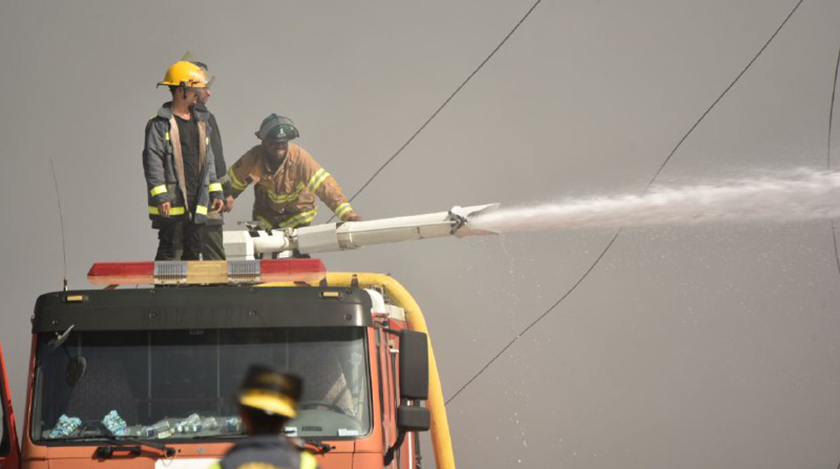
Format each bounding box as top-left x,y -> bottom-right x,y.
95,438 -> 176,459
41,435 -> 176,458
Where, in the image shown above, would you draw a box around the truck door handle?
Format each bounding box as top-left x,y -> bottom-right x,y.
95,445 -> 142,459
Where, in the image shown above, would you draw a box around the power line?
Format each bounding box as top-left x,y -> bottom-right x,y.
328,0 -> 544,222
827,46 -> 840,277
445,229 -> 622,405
644,0 -> 804,193
445,0 -> 805,406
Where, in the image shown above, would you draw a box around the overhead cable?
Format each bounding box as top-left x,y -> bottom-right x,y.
328,0 -> 544,222
446,0 -> 805,406
827,46 -> 840,277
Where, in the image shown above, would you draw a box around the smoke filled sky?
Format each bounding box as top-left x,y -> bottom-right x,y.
2,0 -> 840,467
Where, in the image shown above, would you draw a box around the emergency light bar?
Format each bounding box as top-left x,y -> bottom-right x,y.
87,259 -> 326,286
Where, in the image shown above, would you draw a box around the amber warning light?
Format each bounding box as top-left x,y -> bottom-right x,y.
87,259 -> 326,286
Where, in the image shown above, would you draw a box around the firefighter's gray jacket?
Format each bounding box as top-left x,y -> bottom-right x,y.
211,435 -> 319,469
143,102 -> 223,224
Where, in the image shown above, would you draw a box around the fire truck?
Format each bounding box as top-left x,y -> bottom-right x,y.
0,204 -> 497,469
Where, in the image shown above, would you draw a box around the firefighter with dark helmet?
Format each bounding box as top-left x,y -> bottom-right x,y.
212,365 -> 319,469
223,114 -> 362,231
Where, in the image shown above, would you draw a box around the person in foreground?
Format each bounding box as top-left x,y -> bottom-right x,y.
212,365 -> 319,469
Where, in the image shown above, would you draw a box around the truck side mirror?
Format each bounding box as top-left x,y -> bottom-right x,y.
385,330 -> 431,465
397,405 -> 430,432
399,330 -> 428,401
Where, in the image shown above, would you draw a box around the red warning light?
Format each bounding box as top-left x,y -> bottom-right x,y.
87,262 -> 154,285
260,258 -> 326,283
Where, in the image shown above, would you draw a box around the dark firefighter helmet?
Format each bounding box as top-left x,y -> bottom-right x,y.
256,114 -> 300,143
237,365 -> 303,419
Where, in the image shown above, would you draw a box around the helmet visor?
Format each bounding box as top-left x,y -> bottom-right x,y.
179,52 -> 213,89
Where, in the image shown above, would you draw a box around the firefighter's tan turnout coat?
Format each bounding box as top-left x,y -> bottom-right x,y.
224,143 -> 355,229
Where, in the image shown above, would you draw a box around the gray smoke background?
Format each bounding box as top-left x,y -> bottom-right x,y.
2,0 -> 840,467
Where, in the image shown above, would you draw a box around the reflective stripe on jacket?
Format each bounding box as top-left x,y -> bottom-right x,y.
224,143 -> 355,229
143,102 -> 223,224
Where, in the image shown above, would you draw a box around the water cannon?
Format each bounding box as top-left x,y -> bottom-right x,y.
86,204 -> 500,286
223,203 -> 500,260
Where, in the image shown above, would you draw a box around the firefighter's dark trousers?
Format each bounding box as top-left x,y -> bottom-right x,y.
201,224 -> 226,260
155,220 -> 203,261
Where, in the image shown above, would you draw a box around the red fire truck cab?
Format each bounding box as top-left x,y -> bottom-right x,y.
0,261 -> 455,469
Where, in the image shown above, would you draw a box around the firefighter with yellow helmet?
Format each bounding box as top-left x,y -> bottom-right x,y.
211,365 -> 320,469
223,114 -> 362,231
143,60 -> 224,260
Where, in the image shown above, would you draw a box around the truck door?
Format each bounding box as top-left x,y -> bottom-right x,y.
0,342 -> 20,469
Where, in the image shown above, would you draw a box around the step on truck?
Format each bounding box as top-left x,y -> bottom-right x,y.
0,204 -> 499,469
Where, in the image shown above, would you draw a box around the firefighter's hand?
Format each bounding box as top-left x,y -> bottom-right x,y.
224,195 -> 235,213
210,198 -> 225,213
344,213 -> 363,222
157,202 -> 171,217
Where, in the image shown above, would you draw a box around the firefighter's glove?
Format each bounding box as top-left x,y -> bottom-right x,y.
344,213 -> 363,222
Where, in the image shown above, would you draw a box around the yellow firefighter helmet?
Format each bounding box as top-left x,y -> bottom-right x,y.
157,61 -> 208,88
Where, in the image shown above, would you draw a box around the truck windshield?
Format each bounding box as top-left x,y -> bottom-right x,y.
32,327 -> 370,442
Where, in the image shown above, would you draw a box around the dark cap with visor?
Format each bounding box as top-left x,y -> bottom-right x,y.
237,365 -> 303,418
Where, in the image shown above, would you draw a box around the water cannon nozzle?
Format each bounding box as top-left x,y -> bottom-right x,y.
448,203 -> 501,237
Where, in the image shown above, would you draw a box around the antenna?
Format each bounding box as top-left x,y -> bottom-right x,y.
49,159 -> 69,291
